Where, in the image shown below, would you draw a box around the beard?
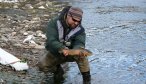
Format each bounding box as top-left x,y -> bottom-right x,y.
70,24 -> 78,29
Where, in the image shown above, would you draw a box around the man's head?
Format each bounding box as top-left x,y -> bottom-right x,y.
66,7 -> 83,28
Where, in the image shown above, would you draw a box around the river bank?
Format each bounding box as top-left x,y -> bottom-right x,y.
0,0 -> 69,84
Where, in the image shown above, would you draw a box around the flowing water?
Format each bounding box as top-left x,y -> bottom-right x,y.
62,0 -> 146,84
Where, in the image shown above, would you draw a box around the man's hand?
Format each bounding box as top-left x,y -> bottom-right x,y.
59,48 -> 92,57
62,49 -> 84,56
62,49 -> 69,56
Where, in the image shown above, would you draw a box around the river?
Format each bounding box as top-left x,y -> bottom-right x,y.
62,0 -> 146,84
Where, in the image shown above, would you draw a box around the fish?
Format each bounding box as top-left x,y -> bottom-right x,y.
59,48 -> 93,56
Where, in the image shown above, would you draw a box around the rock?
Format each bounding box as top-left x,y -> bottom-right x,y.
32,17 -> 40,21
27,31 -> 34,35
41,34 -> 46,39
28,43 -> 36,48
13,4 -> 18,9
23,32 -> 28,36
0,43 -> 7,47
43,14 -> 50,17
36,33 -> 42,37
11,32 -> 17,36
46,1 -> 53,7
13,43 -> 22,47
23,35 -> 35,43
0,0 -> 18,3
25,25 -> 29,28
34,45 -> 45,49
36,30 -> 43,37
35,1 -> 45,6
36,30 -> 42,34
1,36 -> 8,42
29,40 -> 36,44
31,49 -> 39,54
38,6 -> 45,9
25,4 -> 33,9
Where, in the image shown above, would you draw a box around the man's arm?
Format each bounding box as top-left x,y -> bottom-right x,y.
45,18 -> 66,52
61,32 -> 86,56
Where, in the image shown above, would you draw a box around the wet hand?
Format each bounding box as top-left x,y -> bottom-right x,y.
62,49 -> 69,56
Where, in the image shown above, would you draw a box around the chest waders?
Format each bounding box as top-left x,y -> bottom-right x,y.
57,20 -> 81,47
57,20 -> 91,84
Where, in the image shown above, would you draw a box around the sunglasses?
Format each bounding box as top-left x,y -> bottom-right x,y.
70,14 -> 81,23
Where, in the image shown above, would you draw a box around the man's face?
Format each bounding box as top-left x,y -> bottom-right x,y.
66,14 -> 81,28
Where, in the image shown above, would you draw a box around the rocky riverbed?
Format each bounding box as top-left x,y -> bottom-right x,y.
0,0 -> 69,84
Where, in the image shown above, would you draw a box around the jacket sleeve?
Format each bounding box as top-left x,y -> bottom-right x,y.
45,18 -> 66,52
72,31 -> 86,49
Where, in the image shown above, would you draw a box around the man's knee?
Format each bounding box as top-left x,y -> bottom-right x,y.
37,51 -> 57,73
75,56 -> 90,72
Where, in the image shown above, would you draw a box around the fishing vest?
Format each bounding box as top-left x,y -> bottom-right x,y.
57,20 -> 83,46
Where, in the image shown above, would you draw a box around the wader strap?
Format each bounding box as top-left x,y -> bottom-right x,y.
57,20 -> 64,42
65,26 -> 81,41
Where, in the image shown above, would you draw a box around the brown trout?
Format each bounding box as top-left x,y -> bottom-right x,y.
59,48 -> 93,56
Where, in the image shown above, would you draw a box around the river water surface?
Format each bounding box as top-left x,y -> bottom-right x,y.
62,0 -> 146,84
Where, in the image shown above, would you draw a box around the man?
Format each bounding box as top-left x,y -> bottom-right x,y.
38,6 -> 91,84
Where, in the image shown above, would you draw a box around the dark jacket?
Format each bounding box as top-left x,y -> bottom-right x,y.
45,6 -> 86,56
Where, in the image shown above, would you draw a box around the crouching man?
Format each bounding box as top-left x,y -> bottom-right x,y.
38,6 -> 91,84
